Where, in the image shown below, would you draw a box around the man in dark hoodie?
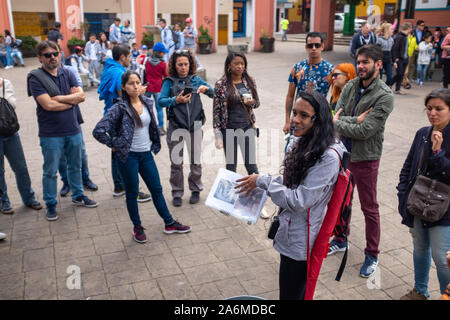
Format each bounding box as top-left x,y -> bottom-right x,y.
144,42 -> 169,136
97,44 -> 152,201
392,23 -> 412,95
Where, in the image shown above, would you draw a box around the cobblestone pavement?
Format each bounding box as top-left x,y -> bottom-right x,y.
0,41 -> 444,300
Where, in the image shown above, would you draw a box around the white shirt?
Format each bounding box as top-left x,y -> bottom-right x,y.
0,78 -> 16,108
130,106 -> 152,152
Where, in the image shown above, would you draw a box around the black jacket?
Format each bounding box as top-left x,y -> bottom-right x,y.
397,123 -> 450,228
92,95 -> 161,163
392,31 -> 408,62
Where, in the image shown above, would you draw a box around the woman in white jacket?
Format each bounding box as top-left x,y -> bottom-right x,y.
236,90 -> 345,300
417,33 -> 433,86
0,78 -> 42,214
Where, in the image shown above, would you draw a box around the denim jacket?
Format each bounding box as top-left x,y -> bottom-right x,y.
92,95 -> 161,163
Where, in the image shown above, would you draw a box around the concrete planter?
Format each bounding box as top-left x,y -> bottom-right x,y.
260,38 -> 275,53
227,44 -> 248,55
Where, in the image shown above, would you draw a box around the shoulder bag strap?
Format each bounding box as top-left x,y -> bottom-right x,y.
417,127 -> 433,176
2,79 -> 5,98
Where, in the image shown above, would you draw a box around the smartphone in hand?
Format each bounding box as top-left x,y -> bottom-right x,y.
182,86 -> 193,96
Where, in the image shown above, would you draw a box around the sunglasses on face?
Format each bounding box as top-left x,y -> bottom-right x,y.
306,43 -> 321,49
332,73 -> 345,79
42,51 -> 59,59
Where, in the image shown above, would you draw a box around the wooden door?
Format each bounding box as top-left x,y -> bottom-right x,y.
218,14 -> 228,45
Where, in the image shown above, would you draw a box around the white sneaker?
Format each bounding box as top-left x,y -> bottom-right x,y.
4,66 -> 13,70
260,207 -> 270,219
0,232 -> 6,240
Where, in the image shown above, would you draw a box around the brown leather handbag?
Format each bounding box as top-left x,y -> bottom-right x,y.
406,147 -> 450,223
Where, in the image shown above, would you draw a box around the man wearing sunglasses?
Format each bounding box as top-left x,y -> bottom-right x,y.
283,32 -> 334,134
27,40 -> 98,221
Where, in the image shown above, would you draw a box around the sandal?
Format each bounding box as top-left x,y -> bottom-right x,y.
403,83 -> 411,89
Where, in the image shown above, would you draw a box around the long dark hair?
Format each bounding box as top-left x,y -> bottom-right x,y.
283,90 -> 336,188
121,70 -> 143,128
224,52 -> 258,107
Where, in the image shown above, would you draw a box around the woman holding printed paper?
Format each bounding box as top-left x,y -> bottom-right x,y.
235,90 -> 345,300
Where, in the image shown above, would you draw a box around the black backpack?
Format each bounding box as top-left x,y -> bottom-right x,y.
0,79 -> 20,136
170,28 -> 179,45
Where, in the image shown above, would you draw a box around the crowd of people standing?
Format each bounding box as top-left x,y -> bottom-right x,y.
0,16 -> 448,301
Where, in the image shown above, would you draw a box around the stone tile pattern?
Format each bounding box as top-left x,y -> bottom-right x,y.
0,42 -> 443,300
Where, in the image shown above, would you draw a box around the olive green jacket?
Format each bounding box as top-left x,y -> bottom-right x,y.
335,77 -> 394,162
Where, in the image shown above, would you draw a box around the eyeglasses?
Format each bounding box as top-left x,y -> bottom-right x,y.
175,49 -> 190,56
331,73 -> 345,79
42,51 -> 59,59
306,43 -> 321,49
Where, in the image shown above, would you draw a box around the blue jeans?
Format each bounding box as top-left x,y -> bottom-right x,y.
0,133 -> 37,206
0,54 -> 7,67
5,45 -> 13,67
380,60 -> 393,86
11,50 -> 24,65
410,217 -> 450,296
146,92 -> 164,128
40,132 -> 84,206
117,151 -> 174,227
59,131 -> 90,184
416,64 -> 428,83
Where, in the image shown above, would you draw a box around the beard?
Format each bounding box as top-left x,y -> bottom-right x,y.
358,65 -> 376,80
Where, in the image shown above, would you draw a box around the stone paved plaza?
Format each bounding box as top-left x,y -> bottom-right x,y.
0,40 -> 445,300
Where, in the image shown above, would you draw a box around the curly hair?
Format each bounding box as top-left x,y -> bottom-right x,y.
282,90 -> 336,188
167,49 -> 197,77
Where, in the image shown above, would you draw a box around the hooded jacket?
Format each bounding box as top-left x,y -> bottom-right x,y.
145,54 -> 168,93
256,142 -> 346,261
98,58 -> 126,114
92,95 -> 161,163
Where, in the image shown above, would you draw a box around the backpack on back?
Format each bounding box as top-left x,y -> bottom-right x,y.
0,79 -> 20,136
305,149 -> 353,300
170,28 -> 179,45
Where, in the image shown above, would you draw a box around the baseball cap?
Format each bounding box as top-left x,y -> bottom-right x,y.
141,45 -> 148,50
153,42 -> 168,53
185,17 -> 192,23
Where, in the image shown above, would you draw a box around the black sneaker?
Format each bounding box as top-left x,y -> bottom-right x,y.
83,179 -> 98,191
137,192 -> 152,203
46,204 -> 58,221
72,195 -> 98,208
113,188 -> 126,197
133,226 -> 147,243
189,191 -> 200,204
159,127 -> 166,136
60,183 -> 70,197
172,197 -> 182,207
164,220 -> 191,234
26,200 -> 43,211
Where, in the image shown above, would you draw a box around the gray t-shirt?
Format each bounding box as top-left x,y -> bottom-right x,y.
130,106 -> 152,152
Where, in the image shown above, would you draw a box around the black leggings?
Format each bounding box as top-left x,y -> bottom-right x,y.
279,254 -> 307,300
221,125 -> 259,175
392,58 -> 408,91
442,58 -> 450,89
